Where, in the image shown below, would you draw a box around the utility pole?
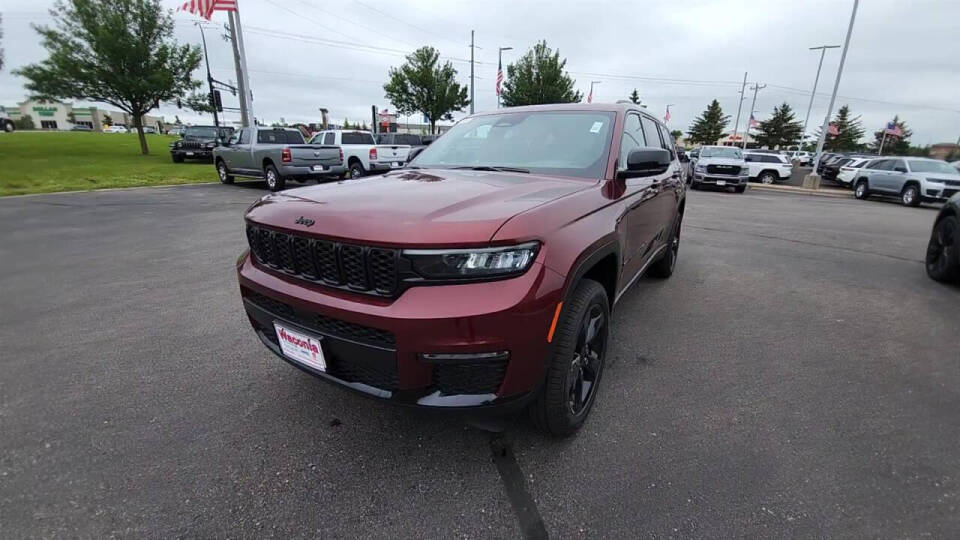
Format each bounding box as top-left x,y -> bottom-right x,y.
232,2 -> 255,125
801,45 -> 840,149
497,46 -> 513,109
228,12 -> 249,127
809,0 -> 859,188
743,83 -> 765,150
469,30 -> 475,114
732,72 -> 748,142
196,23 -> 219,129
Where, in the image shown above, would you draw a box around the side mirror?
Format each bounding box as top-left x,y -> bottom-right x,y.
894,166 -> 907,173
619,147 -> 672,179
407,146 -> 425,163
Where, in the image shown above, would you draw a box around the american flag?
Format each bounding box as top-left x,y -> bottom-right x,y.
748,113 -> 759,128
663,106 -> 671,123
827,122 -> 839,136
496,57 -> 503,97
179,0 -> 237,20
884,121 -> 902,137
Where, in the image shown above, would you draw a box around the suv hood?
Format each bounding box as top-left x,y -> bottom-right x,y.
246,169 -> 594,246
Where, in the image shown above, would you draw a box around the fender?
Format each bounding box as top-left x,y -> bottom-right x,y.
559,237 -> 621,307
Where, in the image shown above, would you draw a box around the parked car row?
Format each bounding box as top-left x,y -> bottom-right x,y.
687,146 -> 794,190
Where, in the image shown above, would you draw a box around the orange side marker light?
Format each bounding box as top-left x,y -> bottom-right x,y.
547,302 -> 563,343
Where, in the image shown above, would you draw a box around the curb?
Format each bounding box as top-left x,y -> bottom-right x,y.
747,184 -> 852,199
0,181 -> 220,199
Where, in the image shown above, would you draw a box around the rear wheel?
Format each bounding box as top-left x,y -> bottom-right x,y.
349,161 -> 365,179
265,164 -> 285,192
216,160 -> 234,184
758,171 -> 777,184
926,215 -> 960,283
901,184 -> 920,207
2,119 -> 14,133
648,212 -> 682,278
854,180 -> 869,200
529,279 -> 609,436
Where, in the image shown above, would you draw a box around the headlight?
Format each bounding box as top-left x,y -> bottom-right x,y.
174,141 -> 182,148
403,242 -> 539,279
694,164 -> 706,172
926,177 -> 946,184
206,142 -> 216,149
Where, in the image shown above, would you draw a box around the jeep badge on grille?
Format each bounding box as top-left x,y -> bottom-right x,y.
295,216 -> 315,227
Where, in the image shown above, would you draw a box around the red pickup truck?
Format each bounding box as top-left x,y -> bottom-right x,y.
237,103 -> 686,435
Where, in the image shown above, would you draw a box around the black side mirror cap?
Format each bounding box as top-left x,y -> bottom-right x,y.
618,147 -> 672,178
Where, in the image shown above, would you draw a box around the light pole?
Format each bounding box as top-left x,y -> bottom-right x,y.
497,46 -> 512,109
732,72 -> 748,142
801,45 -> 840,149
807,0 -> 859,188
588,81 -> 602,103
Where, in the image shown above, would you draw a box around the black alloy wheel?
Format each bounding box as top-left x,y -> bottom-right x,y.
567,303 -> 607,416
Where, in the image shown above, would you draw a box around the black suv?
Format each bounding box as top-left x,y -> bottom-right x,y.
170,126 -> 235,162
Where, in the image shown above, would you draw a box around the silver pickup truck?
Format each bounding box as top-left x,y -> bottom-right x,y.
213,127 -> 345,191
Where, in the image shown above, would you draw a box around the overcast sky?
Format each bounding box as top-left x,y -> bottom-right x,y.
2,0 -> 959,144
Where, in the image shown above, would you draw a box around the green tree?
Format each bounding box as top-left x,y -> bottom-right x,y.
14,0 -> 202,154
628,88 -> 641,106
383,46 -> 469,134
342,119 -> 352,129
753,102 -> 803,149
103,113 -> 113,126
184,90 -> 216,117
670,129 -> 683,141
868,115 -> 914,156
499,40 -> 582,107
15,115 -> 36,130
686,99 -> 729,145
815,105 -> 864,152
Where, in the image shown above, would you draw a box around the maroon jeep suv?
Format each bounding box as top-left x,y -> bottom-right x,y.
237,103 -> 686,435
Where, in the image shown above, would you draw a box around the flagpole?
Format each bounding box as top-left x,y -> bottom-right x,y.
878,130 -> 887,155
233,0 -> 255,126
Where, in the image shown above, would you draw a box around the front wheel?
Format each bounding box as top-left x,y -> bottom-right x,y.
854,180 -> 869,200
529,279 -> 610,436
2,120 -> 14,133
901,185 -> 920,207
758,171 -> 777,184
216,161 -> 234,184
171,153 -> 184,163
265,164 -> 285,192
926,215 -> 960,283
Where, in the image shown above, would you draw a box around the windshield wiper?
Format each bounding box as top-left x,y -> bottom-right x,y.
449,165 -> 530,174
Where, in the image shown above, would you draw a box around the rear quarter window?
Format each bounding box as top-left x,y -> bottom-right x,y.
342,132 -> 375,145
257,130 -> 304,144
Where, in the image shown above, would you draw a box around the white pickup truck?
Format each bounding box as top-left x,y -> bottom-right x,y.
308,129 -> 411,178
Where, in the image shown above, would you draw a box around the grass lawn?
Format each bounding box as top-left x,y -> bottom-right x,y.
0,131 -> 218,196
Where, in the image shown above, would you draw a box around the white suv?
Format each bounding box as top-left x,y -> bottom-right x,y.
744,151 -> 794,184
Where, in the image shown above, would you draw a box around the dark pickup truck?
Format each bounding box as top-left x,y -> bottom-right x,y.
213,127 -> 345,191
170,125 -> 234,162
236,103 -> 685,435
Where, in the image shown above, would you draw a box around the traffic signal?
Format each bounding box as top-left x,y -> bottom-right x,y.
213,90 -> 223,112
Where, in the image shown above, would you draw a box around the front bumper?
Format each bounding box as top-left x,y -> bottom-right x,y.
237,251 -> 564,410
923,186 -> 957,203
693,173 -> 748,185
280,164 -> 346,179
171,148 -> 213,159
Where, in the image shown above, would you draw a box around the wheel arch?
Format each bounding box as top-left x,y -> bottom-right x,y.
565,240 -> 621,309
262,157 -> 276,170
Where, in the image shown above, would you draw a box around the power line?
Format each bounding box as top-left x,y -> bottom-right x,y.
352,0 -> 466,49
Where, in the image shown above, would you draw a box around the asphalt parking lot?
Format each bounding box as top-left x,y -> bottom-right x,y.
2,183 -> 957,537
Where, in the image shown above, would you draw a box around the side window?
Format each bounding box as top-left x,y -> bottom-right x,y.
744,154 -> 757,162
229,130 -> 241,145
872,160 -> 892,171
237,129 -> 249,144
658,123 -> 675,153
323,132 -> 335,145
640,116 -> 663,149
619,113 -> 644,169
762,155 -> 780,163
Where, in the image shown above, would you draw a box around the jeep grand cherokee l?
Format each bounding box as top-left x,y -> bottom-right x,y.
237,104 -> 686,435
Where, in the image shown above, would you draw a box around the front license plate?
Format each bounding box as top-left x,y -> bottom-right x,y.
186,152 -> 195,156
312,165 -> 326,172
273,322 -> 326,372
716,180 -> 726,186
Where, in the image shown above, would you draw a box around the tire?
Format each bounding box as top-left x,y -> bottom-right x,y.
758,171 -> 777,184
216,160 -> 234,184
265,163 -> 285,192
528,279 -> 610,436
348,161 -> 365,179
854,179 -> 869,200
901,184 -> 920,207
171,153 -> 184,163
648,211 -> 682,279
926,215 -> 960,283
690,180 -> 700,190
734,185 -> 747,193
2,120 -> 14,133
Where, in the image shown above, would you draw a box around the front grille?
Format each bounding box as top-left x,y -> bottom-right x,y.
246,224 -> 399,296
943,180 -> 960,187
244,289 -> 395,348
434,360 -> 508,395
944,189 -> 958,198
706,164 -> 741,175
179,140 -> 202,149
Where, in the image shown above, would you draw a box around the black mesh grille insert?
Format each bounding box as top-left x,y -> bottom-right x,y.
244,289 -> 395,348
246,224 -> 399,296
706,164 -> 741,175
434,360 -> 508,395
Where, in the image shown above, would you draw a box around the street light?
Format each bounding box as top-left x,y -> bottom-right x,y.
801,45 -> 840,149
497,46 -> 513,109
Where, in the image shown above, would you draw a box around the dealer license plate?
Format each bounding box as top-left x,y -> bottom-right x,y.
312,165 -> 326,172
391,162 -> 400,167
273,322 -> 326,372
716,180 -> 726,186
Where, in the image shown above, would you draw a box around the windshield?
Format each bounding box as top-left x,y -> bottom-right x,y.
184,127 -> 218,138
700,147 -> 742,159
411,111 -> 616,178
909,160 -> 957,174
